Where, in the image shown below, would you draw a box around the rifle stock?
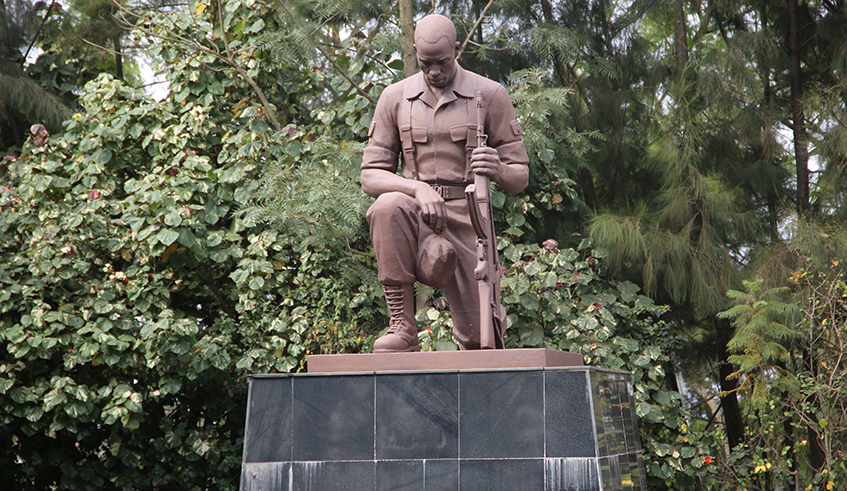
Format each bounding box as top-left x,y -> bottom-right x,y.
465,91 -> 507,349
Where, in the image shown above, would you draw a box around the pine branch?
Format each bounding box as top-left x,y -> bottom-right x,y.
0,65 -> 72,132
23,0 -> 57,63
275,0 -> 376,105
456,0 -> 495,61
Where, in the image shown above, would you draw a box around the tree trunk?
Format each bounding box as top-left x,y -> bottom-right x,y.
398,0 -> 416,78
802,348 -> 826,471
473,0 -> 484,44
716,316 -> 745,450
541,0 -> 570,87
783,398 -> 799,491
674,0 -> 689,71
113,37 -> 124,81
787,0 -> 825,470
787,0 -> 809,212
580,167 -> 598,212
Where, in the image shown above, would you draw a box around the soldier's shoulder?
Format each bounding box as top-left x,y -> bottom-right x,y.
380,73 -> 420,99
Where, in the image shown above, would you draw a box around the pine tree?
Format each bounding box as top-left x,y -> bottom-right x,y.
0,0 -> 72,150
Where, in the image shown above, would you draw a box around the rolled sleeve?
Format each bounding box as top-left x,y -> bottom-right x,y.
361,85 -> 403,172
495,140 -> 529,167
362,146 -> 399,170
485,85 -> 529,166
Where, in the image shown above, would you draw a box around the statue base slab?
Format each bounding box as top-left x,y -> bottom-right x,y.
307,347 -> 584,373
240,352 -> 645,491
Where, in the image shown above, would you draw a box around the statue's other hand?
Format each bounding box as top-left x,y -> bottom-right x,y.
470,147 -> 503,182
414,184 -> 446,234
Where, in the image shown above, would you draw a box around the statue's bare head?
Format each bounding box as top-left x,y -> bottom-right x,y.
414,14 -> 457,46
413,15 -> 460,88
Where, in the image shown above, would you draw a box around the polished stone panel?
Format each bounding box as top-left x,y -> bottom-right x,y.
460,459 -> 545,491
376,461 -> 421,491
242,377 -> 292,463
421,459 -> 459,490
241,462 -> 289,491
545,458 -> 600,491
460,370 -> 544,459
241,365 -> 645,491
545,370 -> 596,458
290,461 -> 374,489
376,373 -> 458,460
291,375 -> 374,462
592,371 -> 631,458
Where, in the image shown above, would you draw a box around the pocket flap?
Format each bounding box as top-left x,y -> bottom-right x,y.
411,127 -> 428,143
450,124 -> 468,142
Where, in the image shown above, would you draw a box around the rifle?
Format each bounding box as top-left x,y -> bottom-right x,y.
465,91 -> 507,349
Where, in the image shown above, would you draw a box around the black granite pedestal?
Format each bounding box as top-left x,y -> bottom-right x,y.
240,365 -> 644,491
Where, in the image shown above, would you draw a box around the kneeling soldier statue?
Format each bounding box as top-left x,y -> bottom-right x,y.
361,14 -> 529,352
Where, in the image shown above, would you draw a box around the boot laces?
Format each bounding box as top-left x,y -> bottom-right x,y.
384,287 -> 407,334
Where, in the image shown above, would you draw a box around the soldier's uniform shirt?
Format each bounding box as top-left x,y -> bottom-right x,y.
362,66 -> 529,350
362,66 -> 528,183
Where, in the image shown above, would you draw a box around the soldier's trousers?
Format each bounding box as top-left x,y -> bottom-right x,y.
366,192 -> 481,350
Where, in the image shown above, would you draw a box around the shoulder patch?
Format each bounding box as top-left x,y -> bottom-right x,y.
510,119 -> 522,136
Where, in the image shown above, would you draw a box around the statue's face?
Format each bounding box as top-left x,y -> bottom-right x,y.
414,37 -> 459,89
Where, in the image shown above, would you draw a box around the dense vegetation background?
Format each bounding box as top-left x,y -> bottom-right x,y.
2,0 -> 846,489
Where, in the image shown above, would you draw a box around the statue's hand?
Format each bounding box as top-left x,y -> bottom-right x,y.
413,183 -> 446,234
470,147 -> 504,183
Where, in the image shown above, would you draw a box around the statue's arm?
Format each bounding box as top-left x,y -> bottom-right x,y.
360,87 -> 447,233
361,168 -> 427,198
470,151 -> 529,195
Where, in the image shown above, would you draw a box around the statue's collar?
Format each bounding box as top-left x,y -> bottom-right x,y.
404,65 -> 474,108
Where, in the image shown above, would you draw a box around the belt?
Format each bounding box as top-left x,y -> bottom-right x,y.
430,183 -> 468,201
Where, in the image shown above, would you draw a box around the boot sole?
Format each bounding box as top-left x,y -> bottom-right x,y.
373,346 -> 422,353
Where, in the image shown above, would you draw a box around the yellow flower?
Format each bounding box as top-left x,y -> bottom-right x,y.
804,485 -> 812,491
825,480 -> 833,490
754,464 -> 767,473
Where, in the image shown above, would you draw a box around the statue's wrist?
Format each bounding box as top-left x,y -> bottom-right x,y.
412,180 -> 430,197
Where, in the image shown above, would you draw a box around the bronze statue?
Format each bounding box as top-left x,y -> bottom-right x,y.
361,14 -> 529,352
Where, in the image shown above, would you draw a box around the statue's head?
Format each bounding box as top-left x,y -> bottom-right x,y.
413,14 -> 460,89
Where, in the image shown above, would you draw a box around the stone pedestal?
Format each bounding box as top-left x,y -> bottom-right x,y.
240,349 -> 644,491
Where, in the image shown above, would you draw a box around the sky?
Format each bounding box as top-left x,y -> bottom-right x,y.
138,55 -> 169,101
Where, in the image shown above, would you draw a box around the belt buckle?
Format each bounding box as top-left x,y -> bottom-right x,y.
432,184 -> 448,199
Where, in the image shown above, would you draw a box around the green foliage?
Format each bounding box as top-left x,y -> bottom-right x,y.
714,228 -> 847,490
493,68 -> 597,247
0,53 -> 381,491
414,239 -> 713,487
719,280 -> 800,408
497,240 -> 713,488
10,0 -> 847,489
0,59 -> 73,134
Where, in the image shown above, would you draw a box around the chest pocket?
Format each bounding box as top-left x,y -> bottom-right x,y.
450,124 -> 468,143
399,125 -> 427,145
411,127 -> 428,143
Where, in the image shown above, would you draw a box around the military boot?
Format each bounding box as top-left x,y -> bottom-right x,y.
373,284 -> 420,352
